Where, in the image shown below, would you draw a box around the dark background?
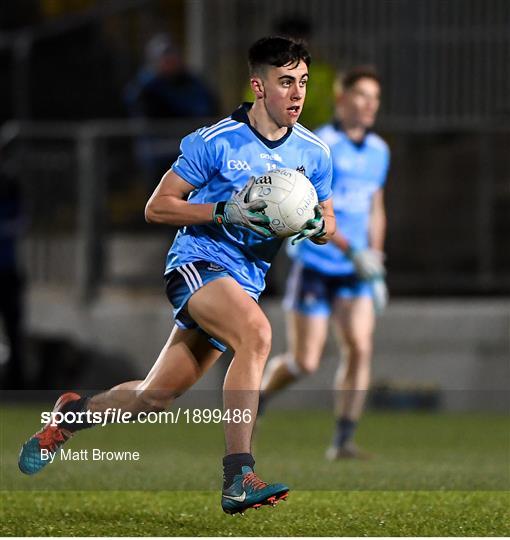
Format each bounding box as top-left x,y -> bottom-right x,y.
0,0 -> 508,299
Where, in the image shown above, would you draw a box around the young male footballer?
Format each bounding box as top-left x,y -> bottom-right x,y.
260,66 -> 390,460
19,36 -> 335,514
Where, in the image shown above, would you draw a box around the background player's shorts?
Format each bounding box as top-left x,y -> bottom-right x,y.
283,261 -> 372,317
165,261 -> 233,352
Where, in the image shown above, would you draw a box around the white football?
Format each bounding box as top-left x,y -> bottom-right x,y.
247,168 -> 318,238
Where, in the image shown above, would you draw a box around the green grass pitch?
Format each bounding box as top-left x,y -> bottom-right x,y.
1,405 -> 509,536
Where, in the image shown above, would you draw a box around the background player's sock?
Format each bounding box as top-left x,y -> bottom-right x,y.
223,453 -> 255,489
333,416 -> 357,448
59,396 -> 93,432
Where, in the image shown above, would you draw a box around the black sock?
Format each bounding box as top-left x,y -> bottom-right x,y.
222,453 -> 255,489
334,417 -> 357,448
59,397 -> 93,432
258,392 -> 267,416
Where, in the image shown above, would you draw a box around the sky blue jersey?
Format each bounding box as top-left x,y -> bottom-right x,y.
165,103 -> 333,298
291,121 -> 390,276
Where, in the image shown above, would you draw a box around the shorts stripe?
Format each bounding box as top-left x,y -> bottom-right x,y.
176,266 -> 197,292
186,263 -> 203,288
181,264 -> 200,291
283,261 -> 304,310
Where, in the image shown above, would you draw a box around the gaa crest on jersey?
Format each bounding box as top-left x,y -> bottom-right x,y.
296,165 -> 307,177
227,160 -> 251,171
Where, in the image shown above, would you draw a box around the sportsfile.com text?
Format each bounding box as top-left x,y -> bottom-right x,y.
41,408 -> 253,427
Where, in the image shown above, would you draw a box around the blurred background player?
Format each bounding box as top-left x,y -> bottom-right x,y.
19,36 -> 335,515
125,33 -> 218,192
260,66 -> 389,460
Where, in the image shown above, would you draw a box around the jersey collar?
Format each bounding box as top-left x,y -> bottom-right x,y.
231,102 -> 293,149
332,118 -> 370,148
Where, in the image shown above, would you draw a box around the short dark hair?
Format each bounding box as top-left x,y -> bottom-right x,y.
248,36 -> 311,75
341,65 -> 381,90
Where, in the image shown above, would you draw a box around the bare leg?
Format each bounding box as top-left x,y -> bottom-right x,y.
261,311 -> 329,398
88,324 -> 222,416
186,277 -> 273,454
332,296 -> 375,421
325,295 -> 375,459
18,322 -> 223,476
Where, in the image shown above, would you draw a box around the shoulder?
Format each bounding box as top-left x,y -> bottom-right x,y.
314,123 -> 344,147
195,116 -> 244,144
292,123 -> 331,158
179,116 -> 244,157
365,132 -> 390,156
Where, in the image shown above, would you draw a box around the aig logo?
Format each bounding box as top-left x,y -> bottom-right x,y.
228,160 -> 251,171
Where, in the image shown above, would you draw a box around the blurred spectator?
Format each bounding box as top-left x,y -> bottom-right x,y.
126,33 -> 218,119
243,15 -> 336,129
125,33 -> 218,191
0,165 -> 26,389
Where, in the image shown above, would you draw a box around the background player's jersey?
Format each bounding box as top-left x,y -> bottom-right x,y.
291,122 -> 389,276
166,103 -> 333,298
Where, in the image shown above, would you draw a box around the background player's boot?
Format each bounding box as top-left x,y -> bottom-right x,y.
18,392 -> 81,475
325,442 -> 374,461
221,466 -> 289,515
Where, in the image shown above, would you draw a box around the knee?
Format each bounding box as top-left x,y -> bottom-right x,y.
135,388 -> 177,412
240,316 -> 272,358
281,352 -> 318,376
344,333 -> 372,360
295,356 -> 320,375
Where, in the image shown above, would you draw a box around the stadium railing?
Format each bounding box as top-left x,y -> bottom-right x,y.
1,119 -> 509,303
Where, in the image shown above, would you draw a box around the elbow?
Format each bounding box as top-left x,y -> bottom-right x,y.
144,199 -> 165,224
144,197 -> 179,225
144,202 -> 155,224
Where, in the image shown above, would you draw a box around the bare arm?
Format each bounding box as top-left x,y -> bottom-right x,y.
328,188 -> 386,254
145,170 -> 215,226
369,188 -> 386,251
329,227 -> 350,253
311,197 -> 336,244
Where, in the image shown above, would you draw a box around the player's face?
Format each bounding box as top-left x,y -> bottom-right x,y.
261,60 -> 309,127
341,78 -> 381,129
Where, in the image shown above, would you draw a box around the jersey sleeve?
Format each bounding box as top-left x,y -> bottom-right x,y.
312,148 -> 333,202
171,131 -> 215,189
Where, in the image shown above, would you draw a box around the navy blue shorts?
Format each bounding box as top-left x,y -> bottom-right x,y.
283,262 -> 372,316
165,261 -> 233,352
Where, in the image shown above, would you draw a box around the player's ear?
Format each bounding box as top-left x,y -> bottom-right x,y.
250,76 -> 265,99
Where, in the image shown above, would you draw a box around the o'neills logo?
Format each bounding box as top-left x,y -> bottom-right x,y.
255,175 -> 272,185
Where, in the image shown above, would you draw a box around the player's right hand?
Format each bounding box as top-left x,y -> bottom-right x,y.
347,247 -> 386,280
213,177 -> 272,237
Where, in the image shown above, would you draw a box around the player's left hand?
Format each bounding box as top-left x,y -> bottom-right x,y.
291,205 -> 326,245
371,276 -> 389,315
213,177 -> 273,237
347,248 -> 385,280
